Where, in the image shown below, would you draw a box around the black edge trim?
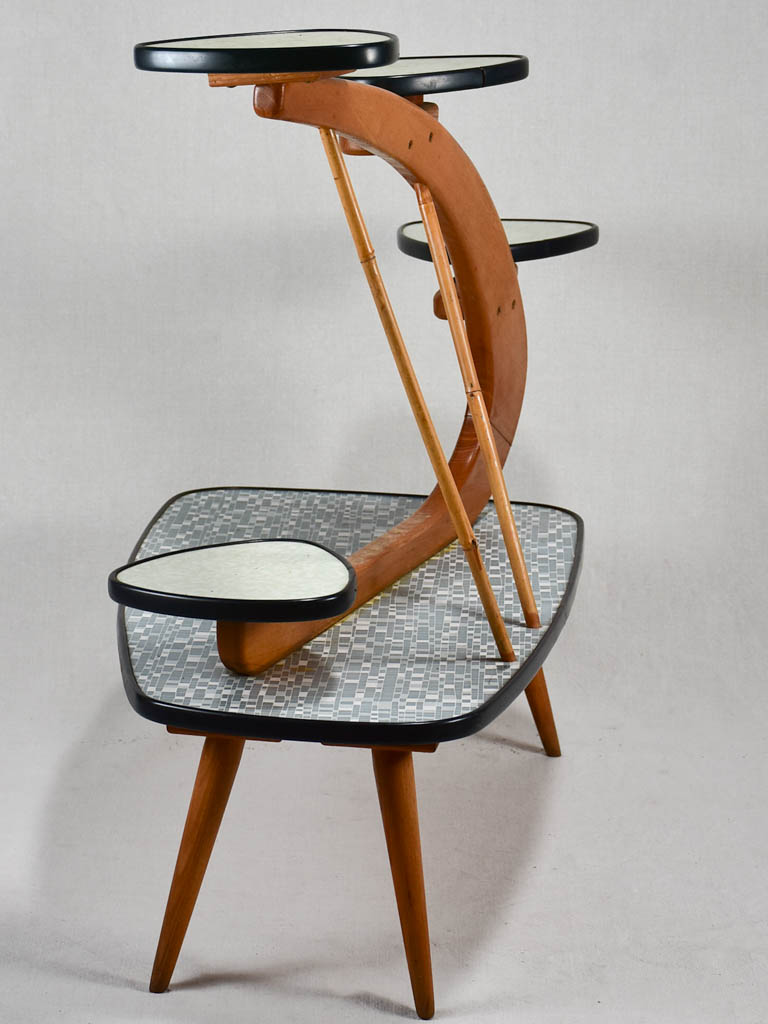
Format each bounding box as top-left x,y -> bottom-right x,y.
116,488 -> 583,747
134,29 -> 399,75
345,54 -> 528,96
397,218 -> 600,264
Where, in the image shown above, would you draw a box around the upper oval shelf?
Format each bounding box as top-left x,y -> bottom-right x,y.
134,29 -> 398,75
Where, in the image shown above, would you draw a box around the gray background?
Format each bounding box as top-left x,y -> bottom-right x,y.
2,1 -> 766,1021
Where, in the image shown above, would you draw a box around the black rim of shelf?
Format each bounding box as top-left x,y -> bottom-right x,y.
343,53 -> 529,96
397,218 -> 599,264
134,28 -> 399,74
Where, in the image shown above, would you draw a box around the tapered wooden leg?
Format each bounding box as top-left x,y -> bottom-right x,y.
372,748 -> 435,1020
525,668 -> 561,757
149,735 -> 246,993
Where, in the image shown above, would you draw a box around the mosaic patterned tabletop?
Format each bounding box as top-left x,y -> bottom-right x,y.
121,488 -> 579,728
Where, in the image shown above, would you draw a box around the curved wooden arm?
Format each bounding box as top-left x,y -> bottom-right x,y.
218,78 -> 527,674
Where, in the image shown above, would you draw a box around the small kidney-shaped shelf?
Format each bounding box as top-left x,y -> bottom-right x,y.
108,539 -> 357,622
342,54 -> 528,95
398,217 -> 599,264
134,29 -> 399,75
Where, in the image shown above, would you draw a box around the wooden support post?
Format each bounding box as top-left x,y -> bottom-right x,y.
149,735 -> 245,992
372,748 -> 435,1020
319,126 -> 515,662
414,183 -> 541,629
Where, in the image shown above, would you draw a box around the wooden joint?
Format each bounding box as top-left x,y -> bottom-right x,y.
406,96 -> 440,121
253,84 -> 285,119
212,70 -> 348,88
216,619 -> 294,675
340,136 -> 373,157
433,284 -> 463,321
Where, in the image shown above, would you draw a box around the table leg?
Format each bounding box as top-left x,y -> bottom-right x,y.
372,748 -> 435,1020
149,735 -> 245,992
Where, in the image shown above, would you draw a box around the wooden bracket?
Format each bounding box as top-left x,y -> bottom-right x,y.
407,95 -> 440,120
167,726 -> 281,742
210,69 -> 349,88
340,135 -> 374,157
433,285 -> 463,321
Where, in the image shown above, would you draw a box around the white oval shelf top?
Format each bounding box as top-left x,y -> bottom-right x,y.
116,541 -> 350,601
147,31 -> 390,50
109,540 -> 357,622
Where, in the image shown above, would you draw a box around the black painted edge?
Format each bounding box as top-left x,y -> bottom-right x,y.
116,487 -> 583,747
134,28 -> 399,74
343,54 -> 529,96
109,538 -> 357,623
397,218 -> 600,264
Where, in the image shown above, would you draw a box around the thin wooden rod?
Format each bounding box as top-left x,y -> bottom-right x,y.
414,183 -> 541,629
319,127 -> 514,662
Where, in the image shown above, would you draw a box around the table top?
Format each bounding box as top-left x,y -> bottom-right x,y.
398,218 -> 600,264
134,28 -> 398,74
118,487 -> 581,745
342,54 -> 528,95
109,538 -> 356,622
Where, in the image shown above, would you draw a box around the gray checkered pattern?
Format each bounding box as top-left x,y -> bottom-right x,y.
123,489 -> 577,725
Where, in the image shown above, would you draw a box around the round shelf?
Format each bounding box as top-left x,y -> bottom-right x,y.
397,218 -> 599,264
134,29 -> 399,75
342,54 -> 528,96
109,539 -> 356,622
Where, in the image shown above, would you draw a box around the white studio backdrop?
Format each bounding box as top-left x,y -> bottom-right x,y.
1,2 -> 767,1021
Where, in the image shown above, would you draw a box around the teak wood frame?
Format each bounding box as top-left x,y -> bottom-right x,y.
318,125 -> 515,662
218,77 -> 536,676
146,74 -> 562,1021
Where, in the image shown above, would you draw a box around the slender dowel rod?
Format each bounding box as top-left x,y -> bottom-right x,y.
319,127 -> 514,662
414,183 -> 541,629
